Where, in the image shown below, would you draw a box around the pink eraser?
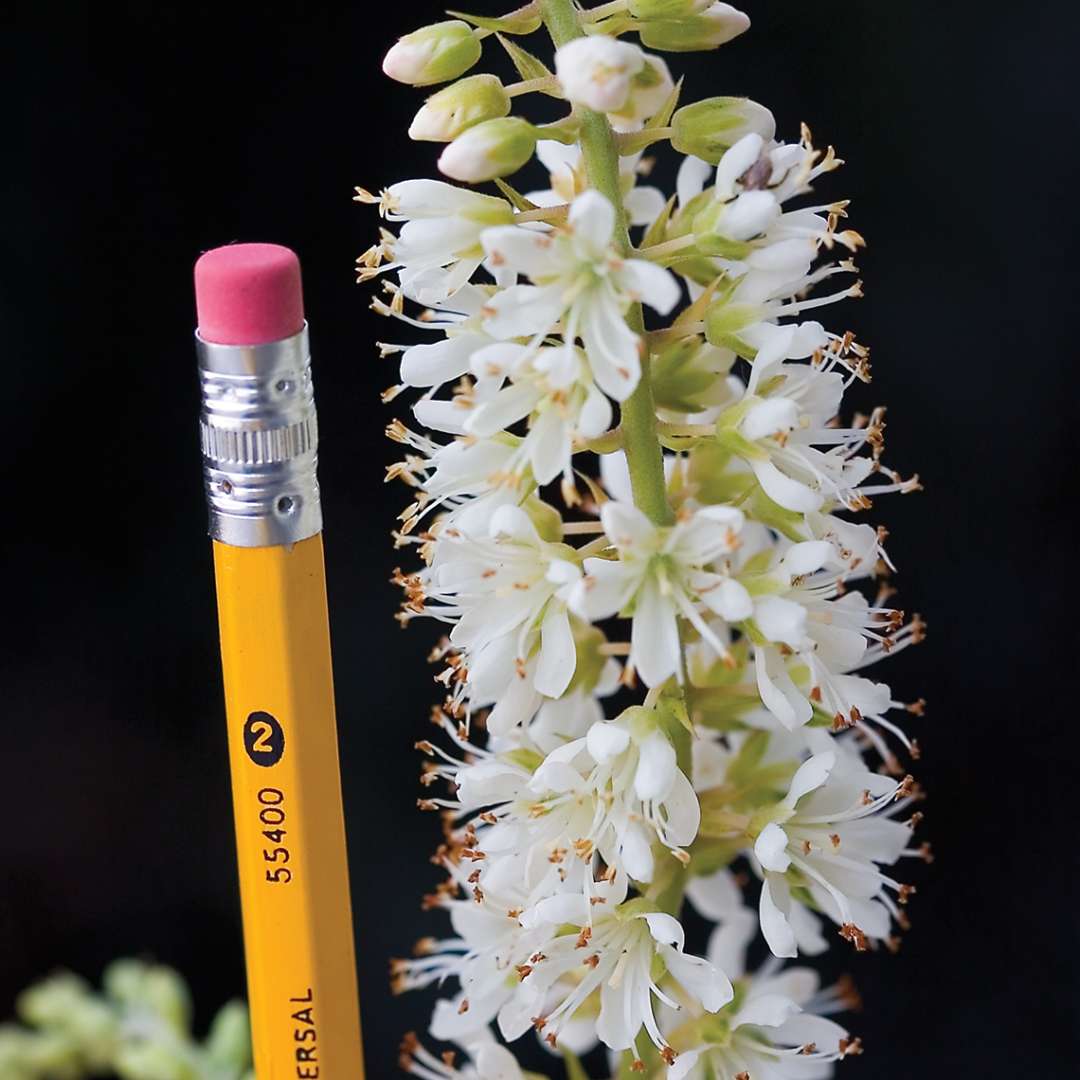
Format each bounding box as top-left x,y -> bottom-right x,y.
194,243 -> 305,345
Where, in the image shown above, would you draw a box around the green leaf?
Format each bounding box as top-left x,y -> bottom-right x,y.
448,8 -> 542,34
647,74 -> 683,131
497,33 -> 555,85
494,177 -> 539,211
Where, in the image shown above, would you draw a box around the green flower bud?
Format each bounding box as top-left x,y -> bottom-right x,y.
438,117 -> 538,183
205,1001 -> 253,1070
671,96 -> 776,164
104,960 -> 191,1036
114,1041 -> 198,1080
629,0 -> 712,16
382,20 -> 481,87
639,3 -> 751,51
409,74 -> 510,142
652,336 -> 737,413
703,300 -> 764,355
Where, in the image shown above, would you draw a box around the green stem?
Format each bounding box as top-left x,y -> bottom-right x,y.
541,0 -> 673,527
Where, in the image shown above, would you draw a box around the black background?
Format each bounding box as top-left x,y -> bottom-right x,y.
2,2 -> 1076,1076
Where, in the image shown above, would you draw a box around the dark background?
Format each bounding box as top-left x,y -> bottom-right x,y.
2,1 -> 1075,1076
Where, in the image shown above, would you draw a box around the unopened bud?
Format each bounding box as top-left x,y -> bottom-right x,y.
630,0 -> 713,15
382,20 -> 481,87
652,336 -> 737,412
205,1001 -> 253,1070
409,75 -> 511,142
671,96 -> 775,163
438,117 -> 538,183
639,2 -> 751,52
555,36 -> 646,113
610,54 -> 675,127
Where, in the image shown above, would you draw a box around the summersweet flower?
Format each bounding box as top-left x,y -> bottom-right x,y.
356,181 -> 513,304
480,190 -> 681,401
399,1033 -> 523,1080
401,504 -> 582,708
752,751 -> 916,957
569,500 -> 746,686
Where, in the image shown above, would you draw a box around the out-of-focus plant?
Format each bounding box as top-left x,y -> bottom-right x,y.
0,960 -> 252,1080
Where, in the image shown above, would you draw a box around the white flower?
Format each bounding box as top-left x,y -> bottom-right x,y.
399,1034 -> 523,1080
481,190 -> 681,401
504,874 -> 733,1061
751,751 -> 918,957
356,181 -> 513,304
569,500 -> 745,686
401,504 -> 582,711
413,341 -> 614,503
554,37 -> 646,113
433,709 -> 699,891
527,139 -> 666,227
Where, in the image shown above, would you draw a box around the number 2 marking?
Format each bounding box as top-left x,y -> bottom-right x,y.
250,720 -> 274,753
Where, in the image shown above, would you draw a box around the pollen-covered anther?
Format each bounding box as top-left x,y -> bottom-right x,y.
515,964 -> 533,981
799,1042 -> 818,1055
576,926 -> 592,949
898,883 -> 917,905
583,953 -> 600,969
840,1036 -> 865,1057
839,923 -> 868,951
660,1047 -> 677,1066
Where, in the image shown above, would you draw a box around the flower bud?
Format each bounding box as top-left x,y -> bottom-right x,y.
610,54 -> 675,126
554,36 -> 645,113
205,1001 -> 253,1069
409,75 -> 511,142
382,20 -> 481,87
652,336 -> 737,412
671,96 -> 776,164
630,0 -> 713,15
438,117 -> 537,183
639,2 -> 750,52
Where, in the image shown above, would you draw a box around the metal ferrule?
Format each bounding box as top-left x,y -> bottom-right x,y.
196,324 -> 322,547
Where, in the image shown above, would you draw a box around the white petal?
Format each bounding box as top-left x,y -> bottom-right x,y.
631,577 -> 682,687
620,822 -> 655,882
568,189 -> 617,256
759,875 -> 798,959
586,720 -> 631,762
780,540 -> 833,579
600,499 -> 656,552
472,1044 -> 524,1080
481,224 -> 563,279
701,577 -> 754,621
661,945 -> 733,1013
754,648 -> 812,730
784,751 -> 837,808
677,154 -> 713,207
483,283 -> 565,339
733,993 -> 801,1031
619,258 -> 682,316
401,334 -> 479,388
749,457 -> 825,513
634,731 -> 678,802
535,604 -> 576,697
569,557 -> 640,620
660,769 -> 701,847
754,595 -> 807,648
754,822 -> 792,873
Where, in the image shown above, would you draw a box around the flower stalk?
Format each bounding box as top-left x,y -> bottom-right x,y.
363,3 -> 928,1076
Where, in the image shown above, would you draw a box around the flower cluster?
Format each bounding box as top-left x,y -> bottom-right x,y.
364,3 -> 928,1077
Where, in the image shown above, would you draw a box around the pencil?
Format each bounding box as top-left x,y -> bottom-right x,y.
194,243 -> 365,1079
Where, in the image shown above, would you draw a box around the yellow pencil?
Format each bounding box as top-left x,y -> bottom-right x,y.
194,242 -> 365,1079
